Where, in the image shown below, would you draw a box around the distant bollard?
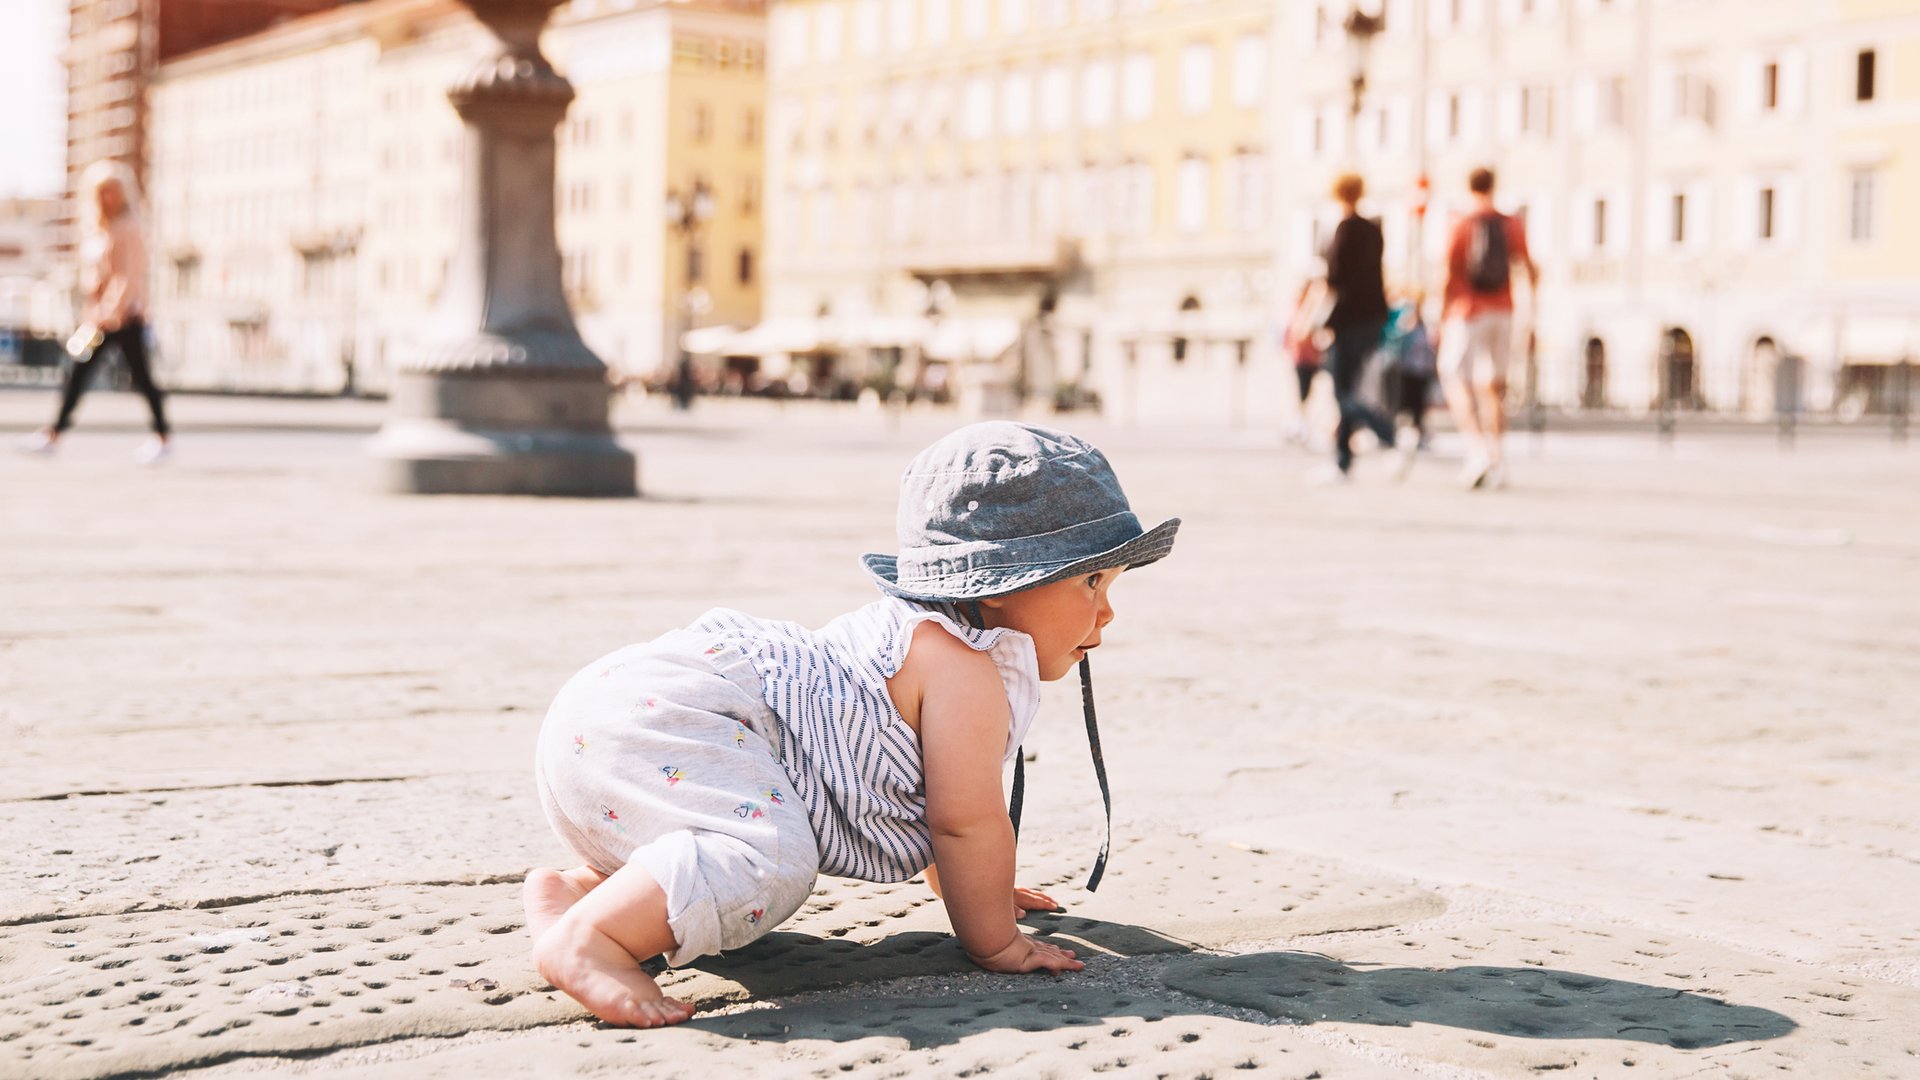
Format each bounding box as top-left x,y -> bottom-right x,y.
1775,353 -> 1805,448
1894,358 -> 1912,445
1656,354 -> 1676,445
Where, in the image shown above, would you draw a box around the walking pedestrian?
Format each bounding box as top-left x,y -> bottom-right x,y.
18,161 -> 171,463
1316,173 -> 1410,483
1382,291 -> 1437,448
1438,167 -> 1538,490
1281,278 -> 1328,445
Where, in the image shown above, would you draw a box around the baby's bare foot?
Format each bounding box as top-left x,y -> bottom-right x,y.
523,868 -> 594,942
533,919 -> 694,1028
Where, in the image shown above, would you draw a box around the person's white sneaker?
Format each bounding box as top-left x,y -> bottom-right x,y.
1458,453 -> 1491,490
134,436 -> 172,465
1483,462 -> 1508,491
1390,431 -> 1418,482
16,430 -> 57,456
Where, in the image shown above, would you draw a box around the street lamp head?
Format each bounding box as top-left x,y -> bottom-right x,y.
663,190 -> 687,228
1343,4 -> 1386,117
690,180 -> 715,224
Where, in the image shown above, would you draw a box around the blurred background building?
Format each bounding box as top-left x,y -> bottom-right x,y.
143,0 -> 765,394
17,0 -> 1917,420
1277,0 -> 1920,418
746,0 -> 1281,421
61,0 -> 343,253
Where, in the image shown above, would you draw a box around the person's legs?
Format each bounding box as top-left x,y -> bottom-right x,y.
111,320 -> 170,438
50,349 -> 100,436
1295,363 -> 1317,405
1474,313 -> 1514,473
1437,317 -> 1480,449
1329,322 -> 1391,474
1402,371 -> 1432,440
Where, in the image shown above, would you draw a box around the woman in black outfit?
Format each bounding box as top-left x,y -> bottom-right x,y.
1320,173 -> 1402,479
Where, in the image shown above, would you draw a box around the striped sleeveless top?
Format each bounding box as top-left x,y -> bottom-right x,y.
686,596 -> 1040,882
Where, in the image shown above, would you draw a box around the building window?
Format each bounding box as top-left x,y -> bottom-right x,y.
1592,197 -> 1608,250
1176,156 -> 1209,234
692,102 -> 713,142
889,0 -> 917,49
1003,70 -> 1033,135
1040,65 -> 1070,131
1232,33 -> 1265,109
1757,185 -> 1775,241
738,247 -> 755,284
1081,59 -> 1114,126
1856,49 -> 1876,102
1761,61 -> 1779,112
1179,43 -> 1213,115
1670,190 -> 1686,245
964,74 -> 993,138
743,108 -> 761,144
1123,52 -> 1154,121
1849,170 -> 1876,243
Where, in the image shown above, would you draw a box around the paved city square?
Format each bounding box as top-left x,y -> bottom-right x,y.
3,390 -> 1918,1078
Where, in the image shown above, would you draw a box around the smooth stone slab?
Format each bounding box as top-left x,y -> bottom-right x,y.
1208,795 -> 1920,970
3,776 -> 557,924
1164,921 -> 1920,1078
1062,834 -> 1447,947
318,990 -> 1413,1080
0,841 -> 1197,1080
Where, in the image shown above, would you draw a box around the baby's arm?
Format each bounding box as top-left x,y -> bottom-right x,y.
915,630 -> 1082,975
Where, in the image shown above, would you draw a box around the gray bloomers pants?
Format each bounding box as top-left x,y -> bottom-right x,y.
534,630 -> 819,966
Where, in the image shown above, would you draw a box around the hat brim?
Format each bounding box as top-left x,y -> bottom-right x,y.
861,517 -> 1180,602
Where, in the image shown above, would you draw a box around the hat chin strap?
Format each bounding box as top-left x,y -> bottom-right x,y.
1005,656 -> 1112,894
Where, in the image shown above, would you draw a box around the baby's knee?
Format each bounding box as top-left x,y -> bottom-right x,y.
635,829 -> 818,965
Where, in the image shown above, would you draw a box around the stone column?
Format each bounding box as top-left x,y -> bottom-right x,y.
370,0 -> 636,496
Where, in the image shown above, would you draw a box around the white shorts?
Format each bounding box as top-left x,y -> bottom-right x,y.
534,631 -> 819,965
1438,312 -> 1515,388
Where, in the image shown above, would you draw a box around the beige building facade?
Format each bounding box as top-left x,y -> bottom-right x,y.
1276,0 -> 1920,419
144,0 -> 765,393
761,0 -> 1287,423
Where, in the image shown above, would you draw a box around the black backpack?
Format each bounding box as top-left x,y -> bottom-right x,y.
1465,213 -> 1510,293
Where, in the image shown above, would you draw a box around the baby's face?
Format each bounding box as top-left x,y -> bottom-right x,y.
983,568 -> 1123,682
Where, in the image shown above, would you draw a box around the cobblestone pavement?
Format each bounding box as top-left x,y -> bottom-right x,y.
3,390 -> 1918,1078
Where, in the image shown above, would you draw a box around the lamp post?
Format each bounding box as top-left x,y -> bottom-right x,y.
663,179 -> 714,410
370,0 -> 635,496
1342,4 -> 1386,137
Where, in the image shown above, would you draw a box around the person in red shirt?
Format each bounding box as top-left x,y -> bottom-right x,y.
1439,167 -> 1537,490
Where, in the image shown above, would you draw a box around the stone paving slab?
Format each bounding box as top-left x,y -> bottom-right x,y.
0,829 -> 1458,1079
6,405 -> 1920,1077
1164,920 -> 1920,1078
283,990 -> 1412,1080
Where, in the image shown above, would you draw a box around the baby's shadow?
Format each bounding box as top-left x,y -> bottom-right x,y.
677,918 -> 1796,1054
1161,952 -> 1797,1049
668,911 -> 1191,1001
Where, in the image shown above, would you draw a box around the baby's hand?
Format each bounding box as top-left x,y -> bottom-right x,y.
1013,886 -> 1063,920
966,933 -> 1084,975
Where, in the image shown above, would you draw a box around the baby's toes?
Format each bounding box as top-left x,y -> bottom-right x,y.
628,998 -> 695,1027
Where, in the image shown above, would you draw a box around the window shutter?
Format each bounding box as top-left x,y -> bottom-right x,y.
1685,178 -> 1712,255
1779,49 -> 1807,120
1778,172 -> 1803,248
1735,52 -> 1761,122
1497,84 -> 1522,143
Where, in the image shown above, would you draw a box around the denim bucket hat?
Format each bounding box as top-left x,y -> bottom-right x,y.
862,422 -> 1180,601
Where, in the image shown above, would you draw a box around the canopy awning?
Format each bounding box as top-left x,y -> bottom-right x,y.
920,316 -> 1020,362
1839,316 -> 1919,364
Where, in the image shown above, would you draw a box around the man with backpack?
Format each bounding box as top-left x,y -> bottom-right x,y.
1440,167 -> 1537,490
